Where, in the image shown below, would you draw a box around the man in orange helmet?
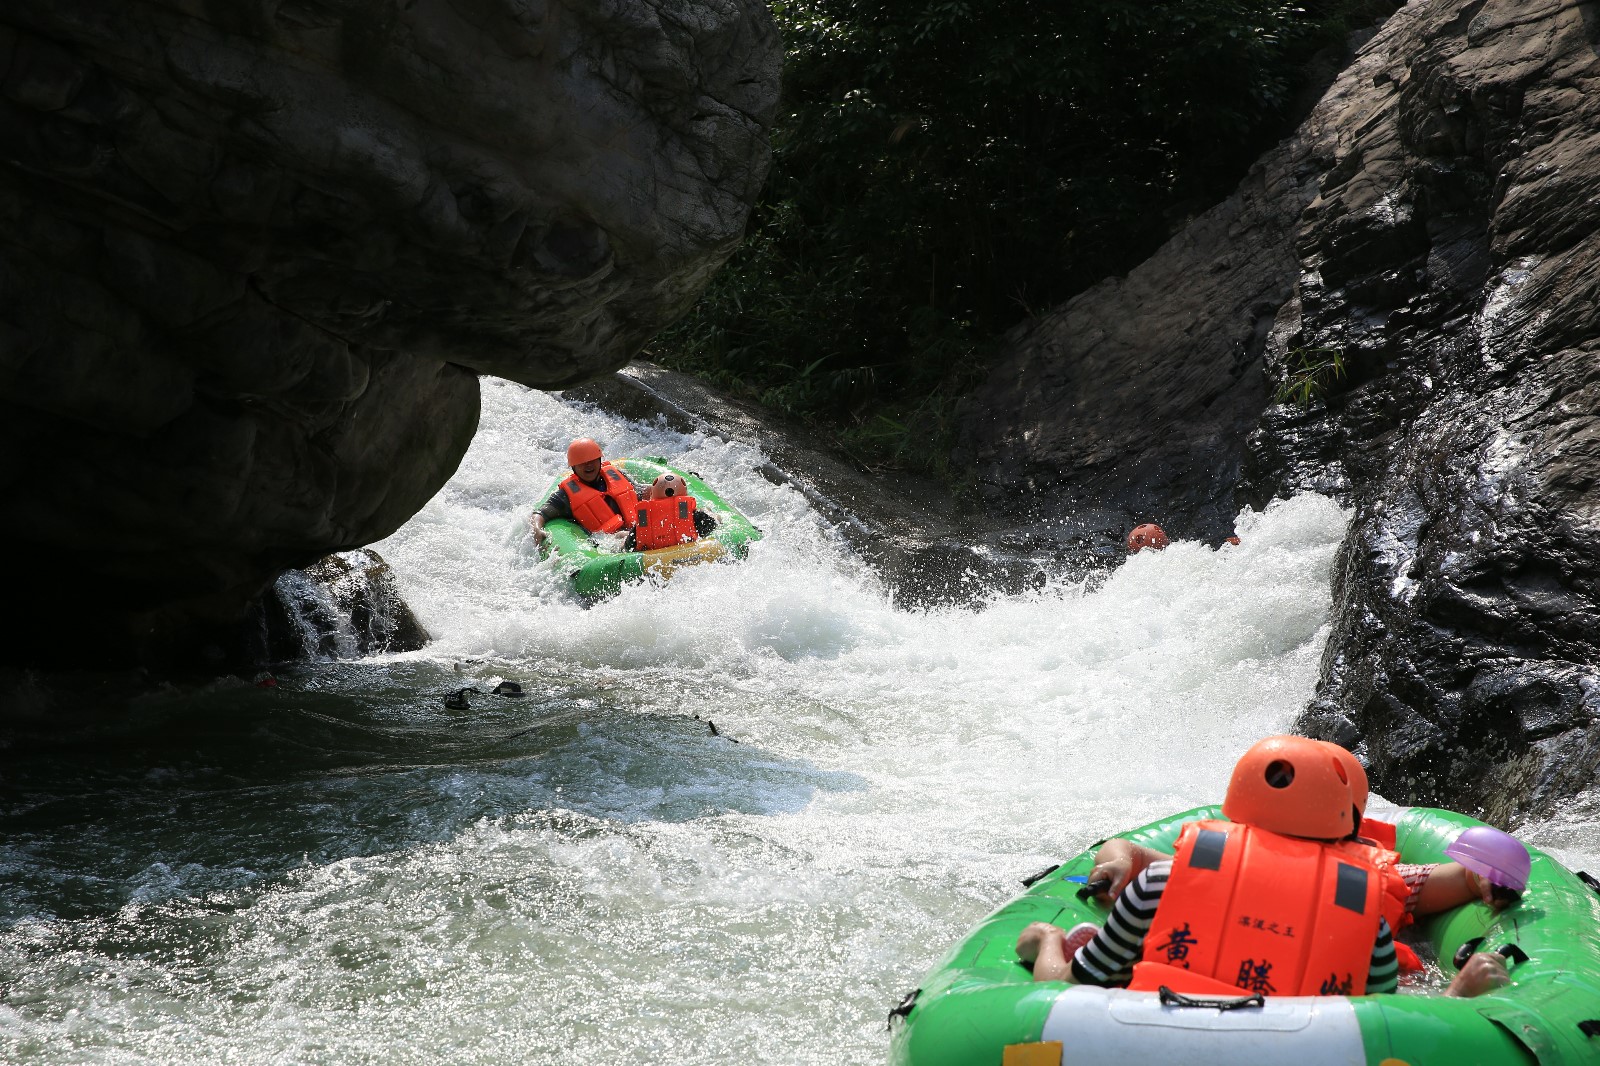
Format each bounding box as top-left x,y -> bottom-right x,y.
529,437 -> 640,546
1017,736 -> 1509,998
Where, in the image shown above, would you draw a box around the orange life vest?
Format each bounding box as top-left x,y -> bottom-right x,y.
634,496 -> 699,550
1361,816 -> 1398,851
1128,820 -> 1383,997
560,463 -> 639,534
1333,837 -> 1413,932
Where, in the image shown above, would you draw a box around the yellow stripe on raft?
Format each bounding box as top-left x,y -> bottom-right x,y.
1001,1043 -> 1062,1066
639,538 -> 727,579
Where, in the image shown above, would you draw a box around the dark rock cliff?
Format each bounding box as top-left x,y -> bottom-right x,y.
0,0 -> 779,670
959,0 -> 1600,822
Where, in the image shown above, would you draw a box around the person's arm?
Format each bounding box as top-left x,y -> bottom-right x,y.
1088,839 -> 1171,901
693,508 -> 718,536
1016,923 -> 1075,982
531,489 -> 572,544
1414,862 -> 1515,914
1015,860 -> 1170,986
1446,952 -> 1511,997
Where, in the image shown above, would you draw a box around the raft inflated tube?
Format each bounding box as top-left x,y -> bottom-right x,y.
536,457 -> 761,600
888,805 -> 1600,1066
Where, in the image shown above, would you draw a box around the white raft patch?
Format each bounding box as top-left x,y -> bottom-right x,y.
1040,986 -> 1366,1065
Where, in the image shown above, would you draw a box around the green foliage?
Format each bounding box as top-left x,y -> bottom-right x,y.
1276,346 -> 1347,407
655,0 -> 1392,470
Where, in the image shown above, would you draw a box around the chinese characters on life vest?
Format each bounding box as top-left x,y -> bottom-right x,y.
1154,923 -> 1198,967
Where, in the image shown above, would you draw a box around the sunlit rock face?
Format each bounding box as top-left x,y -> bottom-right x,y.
960,0 -> 1600,820
0,0 -> 778,669
1274,0 -> 1600,823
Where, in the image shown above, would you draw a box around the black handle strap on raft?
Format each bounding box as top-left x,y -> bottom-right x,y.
1578,1020 -> 1600,1038
1158,986 -> 1265,1011
1075,877 -> 1113,900
1578,870 -> 1600,895
886,988 -> 919,1030
1020,864 -> 1060,888
1454,937 -> 1530,969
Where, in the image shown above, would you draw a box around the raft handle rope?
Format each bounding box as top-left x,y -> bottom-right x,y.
1157,987 -> 1265,1011
886,988 -> 919,1030
1020,864 -> 1060,888
1579,870 -> 1600,895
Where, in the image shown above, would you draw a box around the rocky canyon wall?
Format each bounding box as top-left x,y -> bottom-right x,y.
959,0 -> 1600,822
0,0 -> 778,669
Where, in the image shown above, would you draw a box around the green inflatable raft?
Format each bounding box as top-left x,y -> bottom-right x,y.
537,457 -> 761,600
889,804 -> 1600,1066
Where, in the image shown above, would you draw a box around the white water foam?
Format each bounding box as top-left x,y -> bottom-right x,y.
4,380 -> 1595,1066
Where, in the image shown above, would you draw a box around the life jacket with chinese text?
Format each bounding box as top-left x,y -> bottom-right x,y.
634,496 -> 699,550
1128,819 -> 1383,997
560,463 -> 639,534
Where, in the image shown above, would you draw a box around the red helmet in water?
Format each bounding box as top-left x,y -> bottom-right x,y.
1223,735 -> 1354,840
649,473 -> 688,500
1127,523 -> 1170,553
566,437 -> 603,466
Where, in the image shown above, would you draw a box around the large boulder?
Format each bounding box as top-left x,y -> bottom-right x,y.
958,0 -> 1600,821
0,0 -> 779,669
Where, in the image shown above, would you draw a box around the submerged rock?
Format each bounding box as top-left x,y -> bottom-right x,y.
0,0 -> 779,671
260,548 -> 430,662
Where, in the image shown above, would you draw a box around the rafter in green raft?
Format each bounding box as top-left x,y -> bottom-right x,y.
537,457 -> 762,600
890,805 -> 1600,1066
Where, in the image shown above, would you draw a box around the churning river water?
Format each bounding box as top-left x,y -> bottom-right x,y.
2,380 -> 1596,1065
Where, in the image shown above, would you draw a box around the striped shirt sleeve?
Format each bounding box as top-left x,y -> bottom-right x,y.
1367,917 -> 1398,993
1071,860 -> 1170,985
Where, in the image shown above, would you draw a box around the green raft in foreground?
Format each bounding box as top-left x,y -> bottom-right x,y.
890,804 -> 1600,1066
537,457 -> 761,600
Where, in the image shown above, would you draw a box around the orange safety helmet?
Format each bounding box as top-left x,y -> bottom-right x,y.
1318,740 -> 1369,815
566,437 -> 603,466
1222,735 -> 1354,840
1127,523 -> 1170,553
648,473 -> 687,500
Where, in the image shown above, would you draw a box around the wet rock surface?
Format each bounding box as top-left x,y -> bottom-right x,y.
0,0 -> 778,670
952,139 -> 1309,550
961,0 -> 1600,820
260,548 -> 430,662
1282,0 -> 1600,822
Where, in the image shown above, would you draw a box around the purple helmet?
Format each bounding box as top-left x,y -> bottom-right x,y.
1445,826 -> 1531,892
